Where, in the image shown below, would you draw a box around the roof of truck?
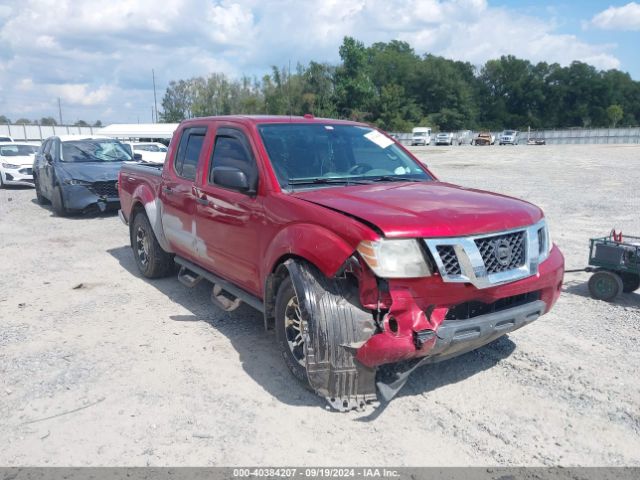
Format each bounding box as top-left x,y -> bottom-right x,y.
180,115 -> 366,126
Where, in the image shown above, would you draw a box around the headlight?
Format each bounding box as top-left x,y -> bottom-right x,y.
537,219 -> 552,262
2,162 -> 20,169
357,239 -> 431,278
64,179 -> 92,186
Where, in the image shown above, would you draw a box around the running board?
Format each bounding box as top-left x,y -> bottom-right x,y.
177,266 -> 203,288
174,256 -> 265,313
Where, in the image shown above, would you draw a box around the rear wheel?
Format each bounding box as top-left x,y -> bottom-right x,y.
131,212 -> 174,278
588,270 -> 623,301
620,273 -> 640,293
51,185 -> 69,216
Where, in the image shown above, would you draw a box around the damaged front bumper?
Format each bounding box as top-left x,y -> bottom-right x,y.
61,183 -> 120,213
356,245 -> 564,369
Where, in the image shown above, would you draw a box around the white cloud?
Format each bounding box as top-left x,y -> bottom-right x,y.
591,2 -> 640,31
0,0 -> 629,123
17,78 -> 33,91
47,84 -> 113,106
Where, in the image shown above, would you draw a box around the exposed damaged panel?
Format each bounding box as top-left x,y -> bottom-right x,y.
284,260 -> 378,411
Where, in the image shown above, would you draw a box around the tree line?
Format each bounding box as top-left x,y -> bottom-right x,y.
161,38 -> 640,132
0,116 -> 102,127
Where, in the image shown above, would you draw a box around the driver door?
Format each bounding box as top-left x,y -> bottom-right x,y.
194,127 -> 264,295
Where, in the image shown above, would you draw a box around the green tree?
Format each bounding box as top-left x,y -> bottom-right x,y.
606,104 -> 623,127
40,117 -> 57,126
74,120 -> 89,127
0,115 -> 10,124
15,118 -> 31,124
334,37 -> 376,119
161,79 -> 194,122
93,120 -> 103,127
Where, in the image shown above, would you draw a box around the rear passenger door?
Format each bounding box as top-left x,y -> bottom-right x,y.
159,126 -> 208,259
194,127 -> 264,295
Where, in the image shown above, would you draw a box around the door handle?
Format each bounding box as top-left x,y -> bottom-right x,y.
162,186 -> 173,195
196,197 -> 208,205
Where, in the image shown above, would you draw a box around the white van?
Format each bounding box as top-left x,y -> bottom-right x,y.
411,127 -> 431,146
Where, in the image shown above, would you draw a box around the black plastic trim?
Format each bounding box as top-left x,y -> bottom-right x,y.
174,256 -> 264,313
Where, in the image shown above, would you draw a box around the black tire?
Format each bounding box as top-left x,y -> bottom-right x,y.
275,276 -> 310,386
588,270 -> 623,301
51,185 -> 69,216
620,273 -> 640,293
131,212 -> 174,278
34,176 -> 49,204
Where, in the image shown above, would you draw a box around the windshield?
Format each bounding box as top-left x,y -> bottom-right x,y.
258,124 -> 431,188
0,144 -> 38,156
61,140 -> 133,162
504,130 -> 516,135
413,132 -> 428,137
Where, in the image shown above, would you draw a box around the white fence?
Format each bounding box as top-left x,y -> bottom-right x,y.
0,124 -> 96,142
393,127 -> 640,146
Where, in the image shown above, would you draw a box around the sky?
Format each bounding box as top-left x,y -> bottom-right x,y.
0,0 -> 639,125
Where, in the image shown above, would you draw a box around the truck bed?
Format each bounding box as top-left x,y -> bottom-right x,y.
118,162 -> 164,222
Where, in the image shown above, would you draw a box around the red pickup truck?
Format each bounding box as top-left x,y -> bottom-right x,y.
118,115 -> 564,410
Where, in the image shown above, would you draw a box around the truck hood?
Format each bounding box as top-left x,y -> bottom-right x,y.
292,181 -> 543,238
58,162 -> 123,182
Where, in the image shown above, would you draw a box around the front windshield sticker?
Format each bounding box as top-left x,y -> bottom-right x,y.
364,130 -> 394,149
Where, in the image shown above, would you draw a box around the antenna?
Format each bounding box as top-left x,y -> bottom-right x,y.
152,69 -> 158,123
288,59 -> 292,121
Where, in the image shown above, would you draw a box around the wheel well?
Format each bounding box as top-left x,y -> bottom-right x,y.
128,202 -> 147,243
263,255 -> 311,330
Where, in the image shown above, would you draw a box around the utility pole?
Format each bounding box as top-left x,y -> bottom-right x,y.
152,69 -> 158,123
57,97 -> 63,125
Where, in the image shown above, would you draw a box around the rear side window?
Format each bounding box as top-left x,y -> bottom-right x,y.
174,127 -> 206,180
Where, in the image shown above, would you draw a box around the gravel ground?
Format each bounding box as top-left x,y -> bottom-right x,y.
0,144 -> 638,466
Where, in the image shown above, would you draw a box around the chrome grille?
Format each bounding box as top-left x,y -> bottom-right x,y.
89,181 -> 118,197
436,246 -> 461,275
474,231 -> 526,274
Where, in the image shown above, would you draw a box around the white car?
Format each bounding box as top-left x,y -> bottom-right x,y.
0,142 -> 38,187
499,130 -> 519,145
124,142 -> 168,163
434,132 -> 454,145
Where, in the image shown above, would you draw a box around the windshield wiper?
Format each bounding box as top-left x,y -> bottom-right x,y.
368,176 -> 426,183
287,177 -> 372,186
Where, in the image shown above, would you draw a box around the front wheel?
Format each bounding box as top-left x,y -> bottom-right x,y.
131,212 -> 174,278
588,270 -> 623,301
275,276 -> 309,385
34,176 -> 49,204
51,185 -> 69,216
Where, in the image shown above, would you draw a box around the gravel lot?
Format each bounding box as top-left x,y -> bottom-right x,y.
0,144 -> 638,466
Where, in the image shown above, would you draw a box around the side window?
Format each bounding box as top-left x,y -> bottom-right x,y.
42,139 -> 51,155
173,127 -> 206,181
209,129 -> 256,186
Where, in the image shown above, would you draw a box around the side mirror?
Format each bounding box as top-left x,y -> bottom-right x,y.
45,153 -> 53,164
212,166 -> 255,193
134,153 -> 143,161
